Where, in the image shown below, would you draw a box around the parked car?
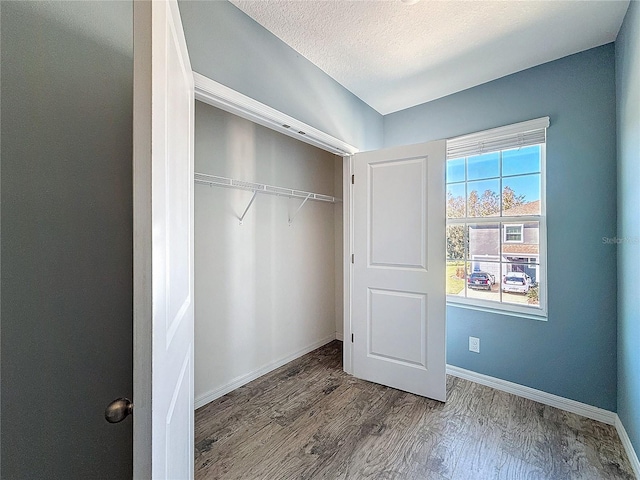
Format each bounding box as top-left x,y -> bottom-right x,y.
467,271 -> 495,290
502,272 -> 532,294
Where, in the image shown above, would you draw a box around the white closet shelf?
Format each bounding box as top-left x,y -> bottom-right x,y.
194,172 -> 341,203
195,172 -> 341,225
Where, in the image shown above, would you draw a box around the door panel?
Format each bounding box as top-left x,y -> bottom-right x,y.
370,158 -> 427,269
353,141 -> 446,402
369,288 -> 426,367
133,0 -> 195,478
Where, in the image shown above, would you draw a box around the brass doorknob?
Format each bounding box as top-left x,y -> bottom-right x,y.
105,398 -> 133,423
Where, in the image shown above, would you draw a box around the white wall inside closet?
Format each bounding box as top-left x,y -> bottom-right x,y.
194,102 -> 343,407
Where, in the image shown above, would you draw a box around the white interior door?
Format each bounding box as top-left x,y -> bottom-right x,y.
352,141 -> 446,401
133,0 -> 195,478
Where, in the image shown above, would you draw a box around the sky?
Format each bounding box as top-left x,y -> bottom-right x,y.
446,145 -> 541,204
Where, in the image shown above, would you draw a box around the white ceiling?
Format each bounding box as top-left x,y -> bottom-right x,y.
230,0 -> 630,115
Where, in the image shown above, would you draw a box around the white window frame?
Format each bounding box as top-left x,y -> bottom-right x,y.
504,224 -> 524,243
446,118 -> 548,320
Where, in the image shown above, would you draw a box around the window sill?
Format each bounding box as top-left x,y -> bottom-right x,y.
446,298 -> 548,321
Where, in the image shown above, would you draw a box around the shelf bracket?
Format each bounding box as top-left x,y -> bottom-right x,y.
239,191 -> 258,225
288,193 -> 312,226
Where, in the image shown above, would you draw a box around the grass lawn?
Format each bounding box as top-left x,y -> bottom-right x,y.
446,262 -> 465,295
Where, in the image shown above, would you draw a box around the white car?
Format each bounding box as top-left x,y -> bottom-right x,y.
502,272 -> 532,294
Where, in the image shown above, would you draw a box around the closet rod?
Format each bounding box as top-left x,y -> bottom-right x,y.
194,172 -> 342,203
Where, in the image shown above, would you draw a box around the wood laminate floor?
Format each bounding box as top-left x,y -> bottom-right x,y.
195,341 -> 635,480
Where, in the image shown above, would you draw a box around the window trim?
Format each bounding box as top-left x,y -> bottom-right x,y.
446,117 -> 549,158
446,121 -> 548,319
503,223 -> 524,243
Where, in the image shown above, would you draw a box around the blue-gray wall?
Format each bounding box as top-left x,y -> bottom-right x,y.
177,0 -> 383,152
616,0 -> 640,461
385,45 -> 618,410
1,2 -> 133,477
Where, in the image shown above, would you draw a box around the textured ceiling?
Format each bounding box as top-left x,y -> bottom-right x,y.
230,0 -> 630,115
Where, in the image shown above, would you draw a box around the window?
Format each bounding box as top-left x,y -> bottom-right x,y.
504,224 -> 523,243
445,118 -> 548,317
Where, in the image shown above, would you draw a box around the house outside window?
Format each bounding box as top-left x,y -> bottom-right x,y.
445,118 -> 548,318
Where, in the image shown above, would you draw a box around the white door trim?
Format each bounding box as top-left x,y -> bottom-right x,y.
133,2 -> 153,476
192,72 -> 358,378
193,72 -> 358,157
343,155 -> 354,374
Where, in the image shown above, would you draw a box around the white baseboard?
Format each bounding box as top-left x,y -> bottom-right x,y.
447,366 -> 639,477
336,332 -> 344,341
446,365 -> 617,425
194,343 -> 639,476
195,334 -> 336,409
615,415 -> 640,479
194,334 -> 336,409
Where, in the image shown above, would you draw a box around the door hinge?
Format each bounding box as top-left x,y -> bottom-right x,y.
351,174 -> 354,185
351,333 -> 354,343
351,253 -> 354,264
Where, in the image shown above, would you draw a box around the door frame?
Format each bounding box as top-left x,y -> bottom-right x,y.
193,73 -> 358,157
136,67 -> 358,472
193,72 -> 360,374
192,72 -> 358,376
343,155 -> 354,374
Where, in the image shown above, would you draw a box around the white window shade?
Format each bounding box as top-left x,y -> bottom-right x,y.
446,117 -> 550,159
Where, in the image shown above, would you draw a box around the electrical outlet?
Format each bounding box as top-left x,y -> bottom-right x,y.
469,336 -> 480,353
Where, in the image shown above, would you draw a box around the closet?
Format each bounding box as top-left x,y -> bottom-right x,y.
193,102 -> 345,408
